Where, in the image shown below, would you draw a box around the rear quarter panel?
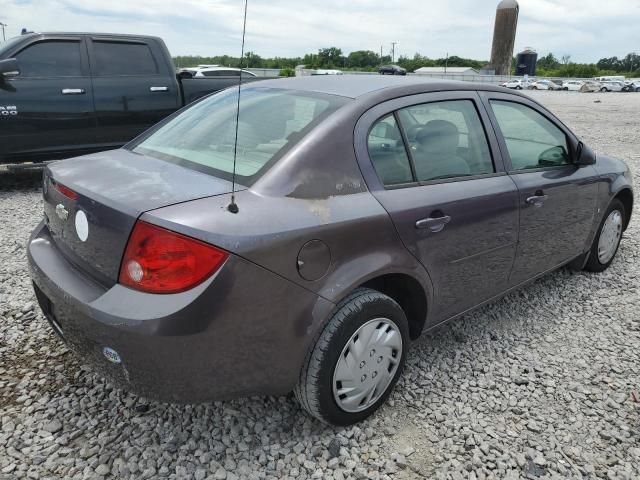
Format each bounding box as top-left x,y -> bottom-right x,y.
145,101 -> 434,343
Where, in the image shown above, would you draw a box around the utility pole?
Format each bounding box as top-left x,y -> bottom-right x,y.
391,42 -> 398,63
0,22 -> 7,42
380,45 -> 383,64
445,52 -> 449,74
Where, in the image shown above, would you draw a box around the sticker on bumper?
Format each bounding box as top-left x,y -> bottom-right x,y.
75,210 -> 89,242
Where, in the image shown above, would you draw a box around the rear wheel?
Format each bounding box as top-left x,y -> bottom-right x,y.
295,288 -> 409,425
600,87 -> 608,92
584,199 -> 625,272
516,86 -> 522,90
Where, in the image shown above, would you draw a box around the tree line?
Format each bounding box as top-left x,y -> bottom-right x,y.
174,48 -> 640,78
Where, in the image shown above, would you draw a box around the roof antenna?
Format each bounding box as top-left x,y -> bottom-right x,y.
227,0 -> 249,214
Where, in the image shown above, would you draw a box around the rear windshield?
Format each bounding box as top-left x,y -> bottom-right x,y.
131,87 -> 349,185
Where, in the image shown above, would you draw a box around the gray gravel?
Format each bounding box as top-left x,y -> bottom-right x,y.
1,90 -> 639,480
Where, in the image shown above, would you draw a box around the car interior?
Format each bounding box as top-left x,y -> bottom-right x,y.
368,100 -> 495,185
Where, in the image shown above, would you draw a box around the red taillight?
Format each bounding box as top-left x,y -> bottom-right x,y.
53,181 -> 79,200
119,221 -> 228,294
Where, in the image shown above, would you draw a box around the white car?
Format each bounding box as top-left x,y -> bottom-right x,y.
599,81 -> 624,92
503,79 -> 524,90
313,69 -> 344,75
561,80 -> 584,91
529,80 -> 560,90
193,67 -> 256,78
580,81 -> 602,93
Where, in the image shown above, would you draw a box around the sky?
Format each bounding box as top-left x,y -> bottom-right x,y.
1,0 -> 639,63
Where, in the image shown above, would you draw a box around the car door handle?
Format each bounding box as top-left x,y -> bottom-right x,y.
526,194 -> 549,207
61,88 -> 85,95
150,86 -> 169,92
416,215 -> 452,232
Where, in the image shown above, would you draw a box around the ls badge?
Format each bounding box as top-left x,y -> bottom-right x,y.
55,204 -> 69,221
0,106 -> 18,116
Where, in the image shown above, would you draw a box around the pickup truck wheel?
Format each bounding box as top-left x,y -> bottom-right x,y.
295,288 -> 409,426
584,199 -> 625,272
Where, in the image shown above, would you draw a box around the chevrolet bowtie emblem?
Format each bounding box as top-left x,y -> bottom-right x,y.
55,204 -> 69,221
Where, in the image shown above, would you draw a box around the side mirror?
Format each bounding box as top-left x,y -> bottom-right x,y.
0,58 -> 20,78
538,145 -> 569,167
575,142 -> 596,166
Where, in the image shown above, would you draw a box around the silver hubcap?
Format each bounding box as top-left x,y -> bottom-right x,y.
332,318 -> 403,413
598,210 -> 622,264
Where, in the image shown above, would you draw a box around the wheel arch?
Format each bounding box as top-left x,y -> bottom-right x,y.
359,272 -> 429,340
614,187 -> 633,230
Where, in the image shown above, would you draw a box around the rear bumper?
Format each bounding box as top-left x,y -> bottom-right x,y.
28,221 -> 335,402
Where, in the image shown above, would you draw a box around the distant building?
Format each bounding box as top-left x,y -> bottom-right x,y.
414,67 -> 479,75
515,48 -> 538,76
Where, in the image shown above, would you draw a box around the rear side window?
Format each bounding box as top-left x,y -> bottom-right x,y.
368,115 -> 413,186
92,41 -> 158,76
15,41 -> 82,77
397,100 -> 494,182
201,70 -> 239,77
490,100 -> 570,170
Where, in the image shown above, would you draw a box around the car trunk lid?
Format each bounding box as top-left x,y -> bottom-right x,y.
43,148 -> 237,286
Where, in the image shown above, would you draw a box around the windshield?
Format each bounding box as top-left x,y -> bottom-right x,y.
131,87 -> 349,185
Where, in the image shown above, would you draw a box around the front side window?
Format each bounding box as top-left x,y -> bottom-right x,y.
490,100 -> 570,171
92,41 -> 158,76
367,115 -> 413,186
132,88 -> 348,185
15,41 -> 82,77
397,100 -> 494,182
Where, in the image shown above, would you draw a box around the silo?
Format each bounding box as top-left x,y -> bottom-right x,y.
515,48 -> 538,76
489,0 -> 519,75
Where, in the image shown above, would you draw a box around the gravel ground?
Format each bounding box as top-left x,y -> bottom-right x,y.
1,90 -> 639,480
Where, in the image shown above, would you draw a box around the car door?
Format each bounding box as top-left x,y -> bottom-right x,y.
355,91 -> 519,322
0,37 -> 94,159
479,91 -> 600,286
88,37 -> 180,147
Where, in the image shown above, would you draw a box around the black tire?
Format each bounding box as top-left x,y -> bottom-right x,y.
295,288 -> 410,426
584,199 -> 625,272
636,87 -> 640,93
516,86 -> 522,90
600,87 -> 608,92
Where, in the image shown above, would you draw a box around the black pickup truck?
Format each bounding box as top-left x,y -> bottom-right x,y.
0,32 -> 269,164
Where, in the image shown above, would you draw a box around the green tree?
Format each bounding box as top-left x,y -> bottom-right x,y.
537,53 -> 560,70
346,50 -> 380,69
317,47 -> 344,68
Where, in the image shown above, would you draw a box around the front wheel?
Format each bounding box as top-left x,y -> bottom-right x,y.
295,288 -> 409,425
516,86 -> 522,90
584,199 -> 625,272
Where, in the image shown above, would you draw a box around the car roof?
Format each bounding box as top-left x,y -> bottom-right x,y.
199,67 -> 246,71
18,32 -> 163,41
250,75 -> 509,99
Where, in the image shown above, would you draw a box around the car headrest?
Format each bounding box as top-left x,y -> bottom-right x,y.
415,120 -> 459,154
